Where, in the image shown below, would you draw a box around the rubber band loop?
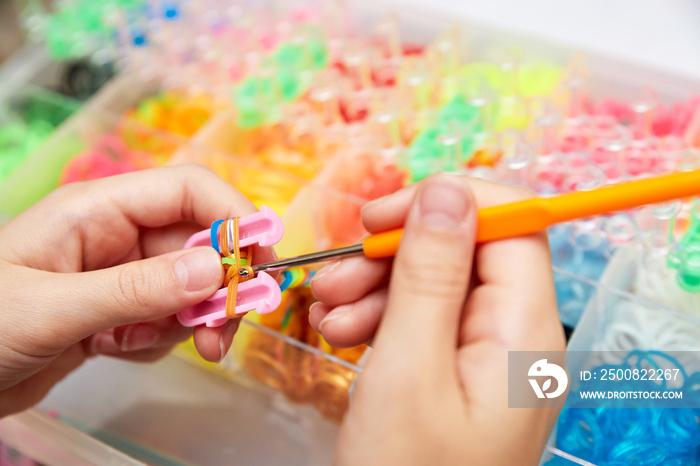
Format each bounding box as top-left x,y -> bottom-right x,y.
218,218 -> 255,319
280,304 -> 293,331
279,270 -> 294,292
211,219 -> 224,252
279,269 -> 317,292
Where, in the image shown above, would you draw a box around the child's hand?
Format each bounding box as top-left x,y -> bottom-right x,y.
0,166 -> 274,417
310,175 -> 566,465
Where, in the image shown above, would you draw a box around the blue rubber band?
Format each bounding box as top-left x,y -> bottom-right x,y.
279,270 -> 293,292
554,350 -> 700,465
210,220 -> 224,253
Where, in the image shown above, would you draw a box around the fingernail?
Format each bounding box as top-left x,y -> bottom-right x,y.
418,176 -> 470,230
309,302 -> 321,314
319,304 -> 352,333
91,332 -> 119,355
121,325 -> 159,352
175,248 -> 222,292
218,320 -> 240,363
311,260 -> 341,282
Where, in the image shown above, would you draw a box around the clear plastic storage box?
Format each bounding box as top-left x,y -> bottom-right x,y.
1,1 -> 699,464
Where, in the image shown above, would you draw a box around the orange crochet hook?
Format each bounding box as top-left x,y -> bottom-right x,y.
252,169 -> 700,273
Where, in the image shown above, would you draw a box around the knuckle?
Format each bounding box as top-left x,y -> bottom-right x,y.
394,252 -> 469,300
116,262 -> 153,310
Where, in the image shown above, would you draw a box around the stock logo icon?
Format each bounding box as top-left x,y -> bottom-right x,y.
528,359 -> 568,399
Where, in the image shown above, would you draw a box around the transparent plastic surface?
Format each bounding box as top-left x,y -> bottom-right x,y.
568,245 -> 700,355
541,447 -> 597,466
37,338 -> 341,466
550,246 -> 700,464
0,409 -> 145,466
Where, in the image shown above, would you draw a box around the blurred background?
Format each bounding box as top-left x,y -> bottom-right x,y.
395,0 -> 700,80
1,0 -> 24,62
2,0 -> 700,78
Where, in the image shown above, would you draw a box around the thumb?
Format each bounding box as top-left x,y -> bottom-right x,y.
371,174 -> 476,372
43,247 -> 223,342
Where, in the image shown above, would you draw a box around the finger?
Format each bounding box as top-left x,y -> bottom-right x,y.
192,318 -> 241,362
361,177 -> 562,349
140,221 -> 204,258
0,165 -> 266,268
363,179 -> 558,343
458,187 -> 563,351
310,286 -> 388,348
310,256 -> 391,306
308,302 -> 329,333
455,188 -> 564,423
462,235 -> 561,348
109,316 -> 192,352
91,344 -> 174,363
75,164 -> 257,234
361,176 -> 531,234
361,184 -> 418,233
86,330 -> 175,361
371,174 -> 477,371
17,247 -> 224,351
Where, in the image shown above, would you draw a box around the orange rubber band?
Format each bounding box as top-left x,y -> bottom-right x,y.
219,218 -> 254,319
